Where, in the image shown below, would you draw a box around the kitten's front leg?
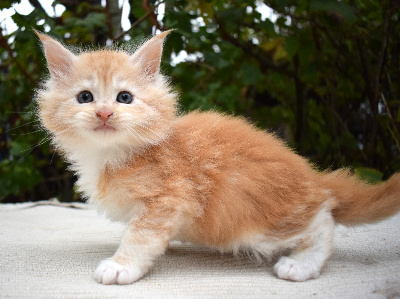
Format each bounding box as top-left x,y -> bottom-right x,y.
94,205 -> 179,285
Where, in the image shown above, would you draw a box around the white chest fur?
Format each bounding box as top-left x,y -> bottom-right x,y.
66,144 -> 145,222
69,148 -> 109,199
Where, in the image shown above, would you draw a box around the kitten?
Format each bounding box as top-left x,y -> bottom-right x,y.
35,30 -> 400,285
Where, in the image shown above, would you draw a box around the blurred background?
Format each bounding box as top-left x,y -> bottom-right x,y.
0,0 -> 399,203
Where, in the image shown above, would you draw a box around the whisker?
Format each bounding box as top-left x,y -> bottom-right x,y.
122,128 -> 146,154
16,125 -> 76,162
6,120 -> 41,133
16,136 -> 52,162
50,151 -> 57,165
126,125 -> 158,155
125,126 -> 148,146
10,128 -> 44,136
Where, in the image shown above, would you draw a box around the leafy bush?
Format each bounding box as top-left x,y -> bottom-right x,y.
1,0 -> 399,202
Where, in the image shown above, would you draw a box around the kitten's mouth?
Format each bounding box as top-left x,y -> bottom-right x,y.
94,124 -> 116,132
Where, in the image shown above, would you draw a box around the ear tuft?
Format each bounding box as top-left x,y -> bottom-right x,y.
130,30 -> 173,76
35,30 -> 76,79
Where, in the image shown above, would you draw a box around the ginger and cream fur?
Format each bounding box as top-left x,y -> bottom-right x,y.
35,30 -> 400,284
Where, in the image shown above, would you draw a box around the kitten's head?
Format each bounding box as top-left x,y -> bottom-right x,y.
36,31 -> 176,155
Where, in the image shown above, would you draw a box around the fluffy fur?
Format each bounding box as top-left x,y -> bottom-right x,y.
35,31 -> 400,285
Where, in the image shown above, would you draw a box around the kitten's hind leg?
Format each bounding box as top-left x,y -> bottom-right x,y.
273,207 -> 334,282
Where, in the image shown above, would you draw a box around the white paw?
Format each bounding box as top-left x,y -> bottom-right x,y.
94,260 -> 145,285
273,257 -> 321,282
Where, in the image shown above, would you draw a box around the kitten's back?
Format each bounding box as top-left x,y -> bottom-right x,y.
169,111 -> 327,247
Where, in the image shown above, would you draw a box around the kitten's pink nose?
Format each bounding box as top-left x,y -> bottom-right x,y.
96,108 -> 113,122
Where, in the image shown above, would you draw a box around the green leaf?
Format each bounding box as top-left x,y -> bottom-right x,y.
237,63 -> 262,86
10,141 -> 31,157
216,8 -> 243,32
259,19 -> 276,37
354,167 -> 383,184
130,1 -> 146,19
310,0 -> 356,22
0,0 -> 17,9
284,37 -> 299,59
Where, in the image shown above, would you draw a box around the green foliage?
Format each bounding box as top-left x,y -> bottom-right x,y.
0,0 -> 399,202
354,167 -> 383,184
0,157 -> 42,199
310,0 -> 356,22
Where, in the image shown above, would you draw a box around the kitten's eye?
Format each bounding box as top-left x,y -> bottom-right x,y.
116,91 -> 133,104
77,91 -> 94,104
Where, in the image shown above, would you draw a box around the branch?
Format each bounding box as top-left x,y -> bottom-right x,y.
315,22 -> 362,74
114,1 -> 164,41
381,93 -> 400,151
374,8 -> 390,104
27,0 -> 48,15
356,6 -> 391,116
142,0 -> 164,31
106,0 -> 123,39
356,39 -> 376,113
293,55 -> 306,148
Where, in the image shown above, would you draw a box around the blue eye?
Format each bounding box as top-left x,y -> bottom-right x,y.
77,91 -> 93,103
116,91 -> 133,104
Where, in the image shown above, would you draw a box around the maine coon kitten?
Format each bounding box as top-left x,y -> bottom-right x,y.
35,30 -> 400,285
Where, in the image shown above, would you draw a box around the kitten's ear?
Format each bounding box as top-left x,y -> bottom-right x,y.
130,30 -> 172,76
35,30 -> 76,79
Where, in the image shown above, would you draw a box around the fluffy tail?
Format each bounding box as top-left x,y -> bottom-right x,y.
321,170 -> 400,225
